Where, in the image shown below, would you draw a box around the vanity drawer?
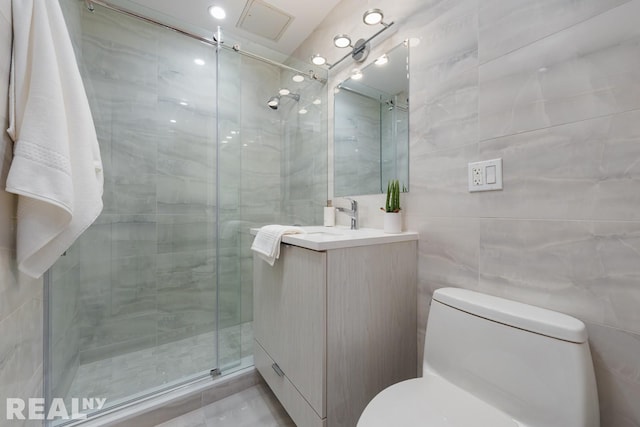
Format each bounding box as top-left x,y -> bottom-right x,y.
254,339 -> 326,427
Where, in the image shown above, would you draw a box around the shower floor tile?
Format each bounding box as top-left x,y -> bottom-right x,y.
63,322 -> 254,410
154,383 -> 295,427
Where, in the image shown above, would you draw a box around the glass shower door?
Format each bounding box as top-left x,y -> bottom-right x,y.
47,1 -> 220,422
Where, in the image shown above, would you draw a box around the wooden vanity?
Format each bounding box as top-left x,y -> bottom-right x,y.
252,227 -> 418,427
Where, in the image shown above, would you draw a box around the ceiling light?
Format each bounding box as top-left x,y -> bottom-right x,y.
194,58 -> 205,66
292,74 -> 305,82
208,5 -> 226,20
363,8 -> 384,25
312,98 -> 321,105
279,88 -> 290,96
351,69 -> 363,80
375,55 -> 388,66
333,34 -> 352,48
299,108 -> 308,115
311,54 -> 327,66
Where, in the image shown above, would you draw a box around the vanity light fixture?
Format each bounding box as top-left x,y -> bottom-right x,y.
375,54 -> 388,66
333,34 -> 352,48
310,9 -> 395,70
311,54 -> 328,66
363,8 -> 389,26
208,5 -> 226,20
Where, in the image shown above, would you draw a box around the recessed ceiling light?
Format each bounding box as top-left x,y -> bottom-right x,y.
194,58 -> 205,66
208,5 -> 226,20
312,98 -> 321,105
292,74 -> 305,83
279,88 -> 290,96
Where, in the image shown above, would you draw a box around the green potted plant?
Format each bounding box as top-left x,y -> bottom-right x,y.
381,179 -> 402,233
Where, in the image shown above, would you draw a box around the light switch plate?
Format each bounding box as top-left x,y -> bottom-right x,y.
468,158 -> 503,192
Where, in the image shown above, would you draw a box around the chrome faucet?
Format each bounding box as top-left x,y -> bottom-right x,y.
337,198 -> 358,230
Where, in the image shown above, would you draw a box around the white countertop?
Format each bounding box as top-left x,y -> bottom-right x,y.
250,226 -> 418,251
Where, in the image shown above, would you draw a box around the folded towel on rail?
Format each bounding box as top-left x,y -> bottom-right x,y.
6,0 -> 104,278
251,225 -> 305,266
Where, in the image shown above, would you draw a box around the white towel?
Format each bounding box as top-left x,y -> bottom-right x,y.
251,225 -> 305,266
6,0 -> 103,278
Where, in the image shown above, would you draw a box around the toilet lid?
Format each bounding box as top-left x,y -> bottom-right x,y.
357,376 -> 518,427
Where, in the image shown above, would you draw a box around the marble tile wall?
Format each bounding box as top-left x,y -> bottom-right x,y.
293,1 -> 640,425
0,0 -> 44,425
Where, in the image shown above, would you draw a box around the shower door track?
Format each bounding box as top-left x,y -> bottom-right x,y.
84,0 -> 327,83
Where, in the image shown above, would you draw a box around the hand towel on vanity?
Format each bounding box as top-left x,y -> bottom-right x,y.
251,225 -> 305,266
6,0 -> 104,278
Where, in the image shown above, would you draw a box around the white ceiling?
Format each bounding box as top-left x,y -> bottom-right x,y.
123,0 -> 342,56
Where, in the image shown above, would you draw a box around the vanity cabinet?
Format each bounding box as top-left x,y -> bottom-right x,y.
253,240 -> 417,427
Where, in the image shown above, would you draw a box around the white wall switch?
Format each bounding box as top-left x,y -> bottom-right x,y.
468,158 -> 503,192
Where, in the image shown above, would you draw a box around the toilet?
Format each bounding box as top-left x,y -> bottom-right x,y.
358,288 -> 600,427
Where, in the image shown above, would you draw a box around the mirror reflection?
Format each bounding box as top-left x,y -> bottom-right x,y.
334,42 -> 409,197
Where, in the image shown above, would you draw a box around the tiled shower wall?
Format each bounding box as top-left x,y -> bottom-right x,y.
0,0 -> 44,425
50,0 -> 326,402
294,0 -> 640,425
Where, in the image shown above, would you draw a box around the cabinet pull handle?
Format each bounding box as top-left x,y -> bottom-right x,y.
272,363 -> 285,377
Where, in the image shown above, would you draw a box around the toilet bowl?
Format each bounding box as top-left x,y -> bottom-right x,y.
358,288 -> 600,427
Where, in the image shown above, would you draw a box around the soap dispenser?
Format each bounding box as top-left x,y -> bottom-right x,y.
323,200 -> 335,227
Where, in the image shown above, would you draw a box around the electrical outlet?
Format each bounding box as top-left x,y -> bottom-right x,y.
468,159 -> 503,192
472,167 -> 483,185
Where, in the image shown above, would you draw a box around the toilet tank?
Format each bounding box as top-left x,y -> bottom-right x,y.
423,288 -> 599,427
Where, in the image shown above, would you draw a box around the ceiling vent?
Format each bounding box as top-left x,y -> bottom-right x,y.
237,0 -> 294,42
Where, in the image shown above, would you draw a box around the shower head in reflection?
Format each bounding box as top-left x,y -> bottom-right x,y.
267,93 -> 300,110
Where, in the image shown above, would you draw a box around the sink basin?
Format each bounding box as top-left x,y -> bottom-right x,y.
250,226 -> 418,251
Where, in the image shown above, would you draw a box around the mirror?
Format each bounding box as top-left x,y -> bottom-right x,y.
334,42 -> 409,197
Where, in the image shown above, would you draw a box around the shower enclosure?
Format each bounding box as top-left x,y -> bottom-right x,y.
46,1 -> 327,423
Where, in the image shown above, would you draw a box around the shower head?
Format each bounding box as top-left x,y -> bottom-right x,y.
267,93 -> 300,110
268,96 -> 279,110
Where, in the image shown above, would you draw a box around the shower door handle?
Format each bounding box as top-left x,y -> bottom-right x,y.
272,363 -> 285,377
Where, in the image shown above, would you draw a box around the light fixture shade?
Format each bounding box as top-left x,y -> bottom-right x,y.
333,34 -> 352,48
208,5 -> 226,19
363,8 -> 383,25
311,54 -> 327,66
